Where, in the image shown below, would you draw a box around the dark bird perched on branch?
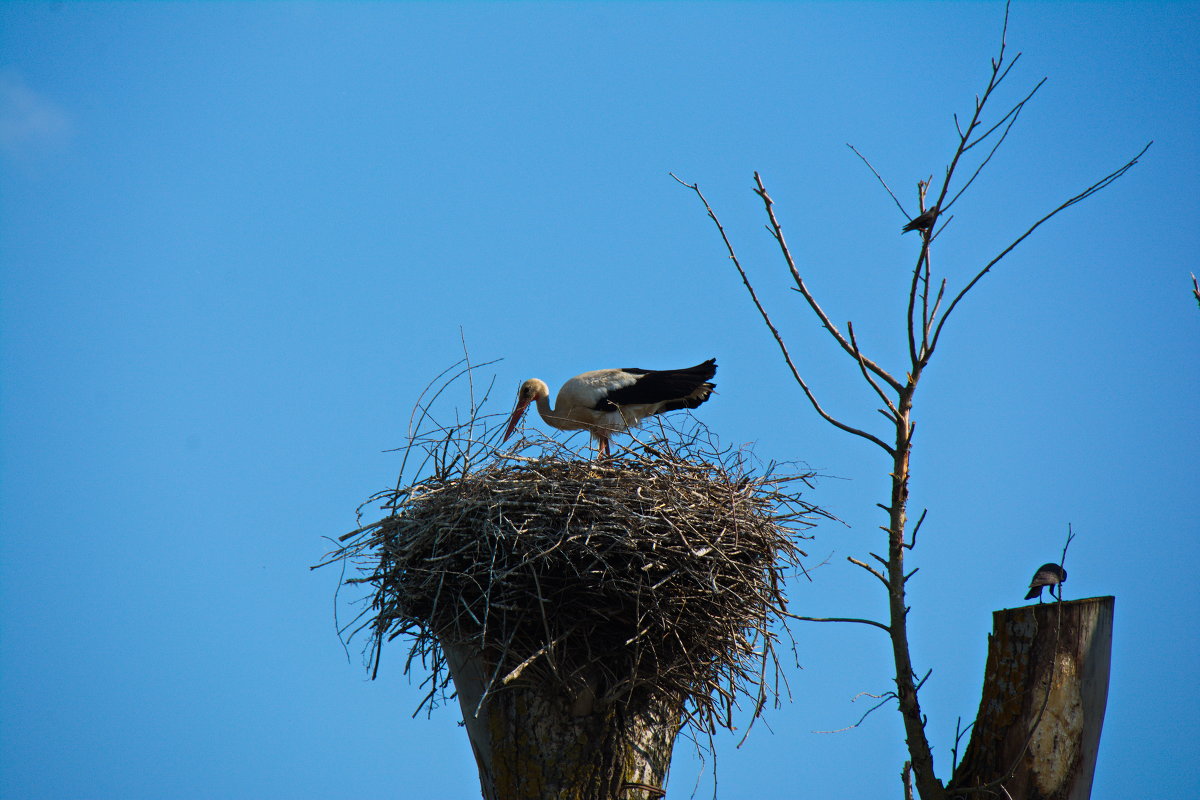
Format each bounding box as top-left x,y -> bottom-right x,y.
1025,563 -> 1067,602
902,205 -> 939,234
504,359 -> 717,457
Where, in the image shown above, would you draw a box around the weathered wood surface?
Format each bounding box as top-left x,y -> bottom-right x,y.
949,596 -> 1114,799
445,640 -> 680,800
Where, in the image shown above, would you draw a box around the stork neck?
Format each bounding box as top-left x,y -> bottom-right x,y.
533,391 -> 556,425
529,382 -> 575,432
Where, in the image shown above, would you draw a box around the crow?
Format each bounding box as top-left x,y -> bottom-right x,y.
902,206 -> 939,234
1025,563 -> 1067,602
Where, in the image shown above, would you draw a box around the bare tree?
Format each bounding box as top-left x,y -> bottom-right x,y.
675,4 -> 1147,798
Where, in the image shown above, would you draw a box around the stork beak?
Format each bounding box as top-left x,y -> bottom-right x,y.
503,398 -> 532,442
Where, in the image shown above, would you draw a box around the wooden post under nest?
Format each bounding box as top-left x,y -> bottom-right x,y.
445,640 -> 679,800
950,596 -> 1114,799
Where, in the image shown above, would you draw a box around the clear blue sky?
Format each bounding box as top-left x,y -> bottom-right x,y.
2,2 -> 1196,798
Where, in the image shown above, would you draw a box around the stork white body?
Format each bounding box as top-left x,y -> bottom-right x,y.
503,359 -> 717,457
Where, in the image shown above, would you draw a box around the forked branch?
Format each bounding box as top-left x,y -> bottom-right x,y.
753,172 -> 904,394
671,173 -> 896,456
928,140 -> 1152,355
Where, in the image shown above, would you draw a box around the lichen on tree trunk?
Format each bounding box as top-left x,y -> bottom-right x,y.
949,596 -> 1114,800
445,641 -> 681,800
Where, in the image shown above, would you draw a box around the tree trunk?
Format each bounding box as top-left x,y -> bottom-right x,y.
949,596 -> 1114,799
444,641 -> 681,800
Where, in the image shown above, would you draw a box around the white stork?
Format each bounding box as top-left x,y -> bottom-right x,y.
502,358 -> 717,457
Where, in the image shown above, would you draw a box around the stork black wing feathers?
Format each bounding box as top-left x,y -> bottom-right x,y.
596,358 -> 717,411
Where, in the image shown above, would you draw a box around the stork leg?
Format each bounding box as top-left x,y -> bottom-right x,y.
597,434 -> 610,459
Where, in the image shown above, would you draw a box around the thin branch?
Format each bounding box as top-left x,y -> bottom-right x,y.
814,690 -> 898,734
847,143 -> 907,215
930,141 -> 1152,354
961,71 -> 1038,154
753,172 -> 904,393
848,321 -> 900,420
920,232 -> 934,355
907,246 -> 930,366
926,2 -> 1017,228
1057,523 -> 1077,600
947,79 -> 1046,211
904,508 -> 928,550
672,173 -> 897,455
991,51 -> 1022,95
784,612 -> 891,634
950,716 -> 976,775
848,556 -> 889,588
927,279 -> 948,342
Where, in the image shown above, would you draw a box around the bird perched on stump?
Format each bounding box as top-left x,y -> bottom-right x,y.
503,359 -> 717,457
1025,563 -> 1067,602
902,205 -> 939,234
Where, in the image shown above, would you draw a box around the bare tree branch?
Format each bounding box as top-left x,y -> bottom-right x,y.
929,141 -> 1153,355
847,143 -> 907,215
920,234 -> 935,355
848,556 -> 889,588
814,690 -> 899,734
948,78 -> 1045,211
905,508 -> 928,550
962,72 -> 1038,154
672,173 -> 897,455
1058,523 -> 1077,582
849,321 -> 900,420
928,279 -> 947,340
927,1 -> 1018,223
753,172 -> 904,393
783,612 -> 892,634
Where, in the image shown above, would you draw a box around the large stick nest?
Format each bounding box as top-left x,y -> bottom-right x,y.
319,361 -> 828,739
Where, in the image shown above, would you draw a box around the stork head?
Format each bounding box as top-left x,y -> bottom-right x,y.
503,379 -> 549,442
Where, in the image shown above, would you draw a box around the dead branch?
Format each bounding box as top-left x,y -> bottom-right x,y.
786,616 -> 890,634
928,141 -> 1152,357
671,172 -> 897,455
752,172 -> 903,394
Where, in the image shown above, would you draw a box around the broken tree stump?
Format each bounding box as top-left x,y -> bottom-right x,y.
949,596 -> 1115,799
